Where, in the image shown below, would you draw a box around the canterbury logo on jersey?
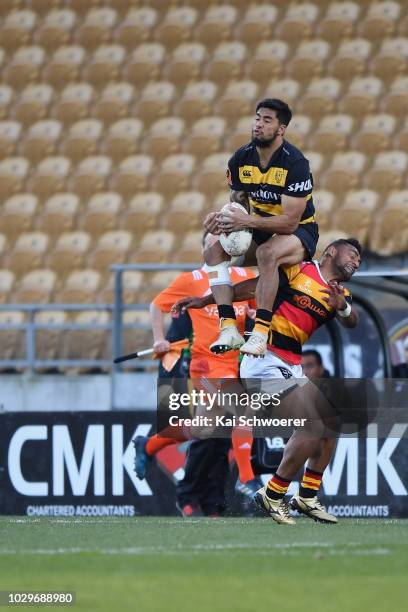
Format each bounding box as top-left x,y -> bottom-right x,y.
239,165 -> 288,186
287,179 -> 312,193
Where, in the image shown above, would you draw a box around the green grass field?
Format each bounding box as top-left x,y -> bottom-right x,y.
0,517 -> 406,612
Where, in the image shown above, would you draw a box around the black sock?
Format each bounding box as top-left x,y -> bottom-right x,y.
218,304 -> 236,320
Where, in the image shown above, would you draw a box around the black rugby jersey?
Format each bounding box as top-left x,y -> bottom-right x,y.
227,140 -> 315,225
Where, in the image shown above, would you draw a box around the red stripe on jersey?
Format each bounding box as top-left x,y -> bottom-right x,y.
275,300 -> 318,337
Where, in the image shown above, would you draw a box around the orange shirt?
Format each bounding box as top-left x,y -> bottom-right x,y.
153,267 -> 256,376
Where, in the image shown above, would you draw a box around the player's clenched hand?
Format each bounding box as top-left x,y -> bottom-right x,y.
218,208 -> 251,232
204,212 -> 222,235
320,281 -> 347,311
171,296 -> 206,314
153,339 -> 171,353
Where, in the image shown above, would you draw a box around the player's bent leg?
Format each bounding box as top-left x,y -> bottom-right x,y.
240,234 -> 305,357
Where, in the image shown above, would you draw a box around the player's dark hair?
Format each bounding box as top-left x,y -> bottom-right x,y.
255,98 -> 292,126
326,238 -> 362,256
302,349 -> 323,366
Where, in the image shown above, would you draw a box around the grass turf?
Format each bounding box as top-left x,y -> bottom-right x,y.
0,517 -> 406,612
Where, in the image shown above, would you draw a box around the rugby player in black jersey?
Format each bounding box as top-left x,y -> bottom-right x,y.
204,98 -> 318,357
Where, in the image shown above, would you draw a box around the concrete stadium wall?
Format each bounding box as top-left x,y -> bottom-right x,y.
0,373 -> 157,412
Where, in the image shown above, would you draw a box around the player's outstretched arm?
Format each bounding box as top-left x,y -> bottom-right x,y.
171,278 -> 258,314
149,302 -> 171,353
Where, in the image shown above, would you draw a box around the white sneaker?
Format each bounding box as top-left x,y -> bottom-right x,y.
210,324 -> 244,354
253,487 -> 296,525
290,495 -> 338,524
240,330 -> 268,356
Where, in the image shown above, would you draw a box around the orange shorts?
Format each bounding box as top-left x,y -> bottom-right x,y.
190,357 -> 238,380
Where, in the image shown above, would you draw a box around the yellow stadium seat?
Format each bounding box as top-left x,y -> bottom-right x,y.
1,10 -> 37,53
304,151 -> 326,182
246,41 -> 289,85
29,156 -> 71,199
318,1 -> 360,42
372,38 -> 408,81
0,85 -> 14,120
155,6 -> 198,49
110,155 -> 153,199
334,190 -> 379,244
125,192 -> 163,234
90,230 -> 133,273
164,192 -> 206,232
34,9 -> 77,52
155,154 -> 196,198
0,310 -> 26,364
48,231 -> 92,277
64,309 -> 110,365
145,117 -> 185,160
0,269 -> 15,303
84,44 -> 126,88
72,156 -> 112,201
227,115 -> 253,151
287,40 -> 331,83
384,77 -> 408,117
45,46 -> 86,91
61,119 -> 103,164
39,193 -> 79,236
340,77 -> 383,118
1,1 -> 25,17
121,310 -> 152,357
81,192 -> 123,237
300,77 -> 341,117
0,121 -> 22,158
186,117 -> 226,158
1,193 -> 38,240
114,7 -> 158,49
358,0 -> 401,41
138,270 -> 182,303
196,5 -> 238,46
21,120 -> 62,164
55,268 -> 102,304
34,309 -> 67,363
265,79 -> 302,111
0,157 -> 30,199
124,43 -> 165,86
14,84 -> 54,126
310,114 -> 354,154
103,118 -> 143,162
395,118 -> 408,151
195,152 -> 230,199
217,80 -> 259,123
0,233 -> 7,263
369,193 -> 408,255
13,269 -> 57,304
206,42 -> 246,85
354,114 -> 396,154
100,270 -> 145,305
136,81 -> 176,125
75,7 -> 117,51
365,151 -> 408,193
313,189 -> 336,231
166,43 -> 207,87
238,4 -> 278,46
7,231 -> 49,275
329,38 -> 372,82
176,81 -> 218,123
277,3 -> 320,42
285,115 -> 312,150
93,82 -> 135,125
69,0 -> 104,18
54,82 -> 94,127
31,0 -> 64,15
135,230 -> 175,263
323,152 -> 367,192
172,231 -> 204,264
3,46 -> 45,90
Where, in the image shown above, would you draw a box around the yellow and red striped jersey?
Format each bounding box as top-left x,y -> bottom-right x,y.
269,261 -> 351,365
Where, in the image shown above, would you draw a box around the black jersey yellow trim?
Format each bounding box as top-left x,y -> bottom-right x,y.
239,165 -> 288,186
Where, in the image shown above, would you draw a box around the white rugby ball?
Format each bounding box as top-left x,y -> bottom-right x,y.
219,203 -> 252,257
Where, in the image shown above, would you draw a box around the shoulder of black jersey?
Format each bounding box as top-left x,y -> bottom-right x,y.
231,142 -> 255,161
282,139 -> 308,164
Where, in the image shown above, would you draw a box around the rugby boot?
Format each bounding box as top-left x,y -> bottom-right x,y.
240,330 -> 268,357
253,487 -> 296,525
133,435 -> 151,480
290,495 -> 338,524
210,322 -> 244,354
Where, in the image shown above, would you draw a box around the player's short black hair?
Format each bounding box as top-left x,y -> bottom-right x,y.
255,98 -> 292,126
302,349 -> 323,366
325,238 -> 362,256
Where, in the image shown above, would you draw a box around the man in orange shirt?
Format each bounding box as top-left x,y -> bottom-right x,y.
134,234 -> 259,515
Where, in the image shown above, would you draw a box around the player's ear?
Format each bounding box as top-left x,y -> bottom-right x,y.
325,246 -> 336,258
278,123 -> 287,136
